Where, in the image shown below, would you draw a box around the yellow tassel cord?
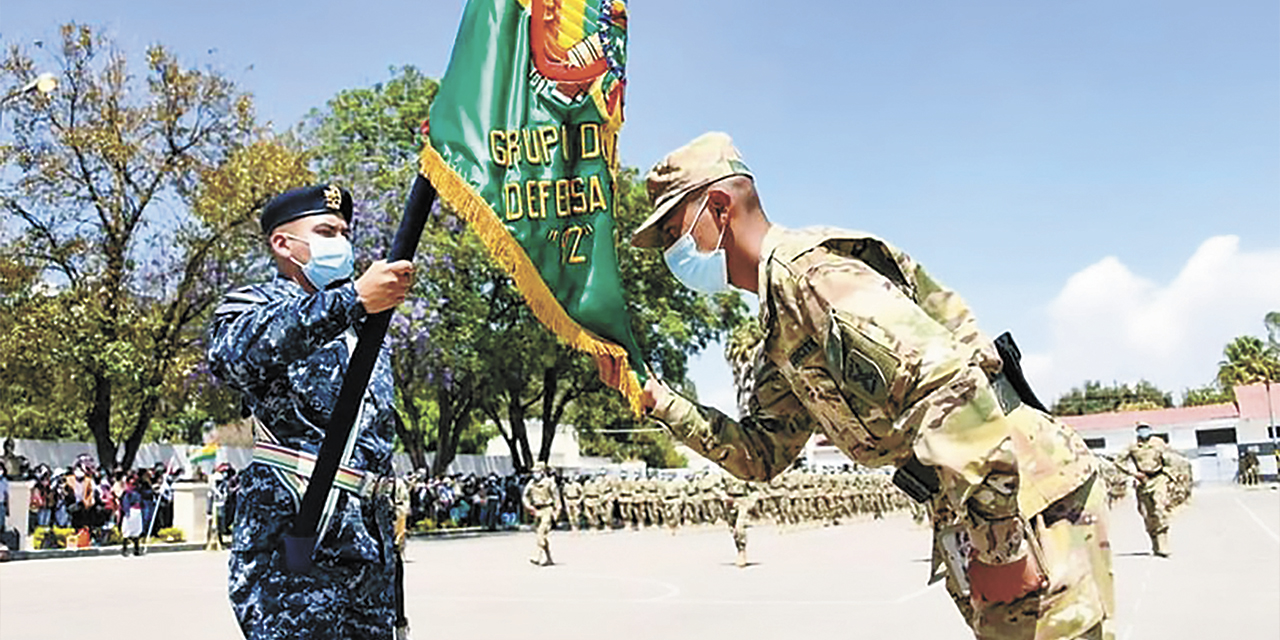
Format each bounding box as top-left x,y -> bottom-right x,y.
419,143 -> 644,417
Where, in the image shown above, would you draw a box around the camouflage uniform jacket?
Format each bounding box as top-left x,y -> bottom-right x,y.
206,275 -> 396,562
1115,440 -> 1175,494
523,476 -> 558,511
651,226 -> 1096,566
562,479 -> 584,503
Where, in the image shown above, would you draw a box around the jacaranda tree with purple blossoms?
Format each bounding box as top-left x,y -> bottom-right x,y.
297,66 -> 504,473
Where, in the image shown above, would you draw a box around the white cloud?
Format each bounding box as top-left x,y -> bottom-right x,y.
1024,236 -> 1280,402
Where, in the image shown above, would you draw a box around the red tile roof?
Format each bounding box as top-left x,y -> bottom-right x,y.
1234,382 -> 1280,421
1058,402 -> 1239,432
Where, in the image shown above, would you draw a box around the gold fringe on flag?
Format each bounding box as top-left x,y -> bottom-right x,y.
419,143 -> 644,417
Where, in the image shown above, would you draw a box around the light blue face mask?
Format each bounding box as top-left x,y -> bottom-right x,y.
663,197 -> 730,295
287,233 -> 354,290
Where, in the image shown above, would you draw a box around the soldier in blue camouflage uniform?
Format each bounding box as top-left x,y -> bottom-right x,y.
206,184 -> 415,640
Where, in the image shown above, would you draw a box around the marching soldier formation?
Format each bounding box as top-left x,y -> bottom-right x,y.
545,466 -> 919,569
555,467 -> 916,534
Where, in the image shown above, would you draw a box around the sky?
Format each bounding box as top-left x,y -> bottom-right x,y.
5,0 -> 1278,415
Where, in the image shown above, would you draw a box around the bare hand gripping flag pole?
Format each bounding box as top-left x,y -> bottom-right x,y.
420,0 -> 647,413
285,178 -> 436,572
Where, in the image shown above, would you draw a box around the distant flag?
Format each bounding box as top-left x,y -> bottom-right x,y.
188,443 -> 218,466
421,0 -> 645,413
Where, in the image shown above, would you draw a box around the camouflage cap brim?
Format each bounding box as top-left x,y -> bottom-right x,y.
630,132 -> 751,249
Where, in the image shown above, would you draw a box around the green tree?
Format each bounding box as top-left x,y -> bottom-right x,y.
1216,335 -> 1280,391
563,169 -> 748,468
0,24 -> 311,467
1181,383 -> 1233,407
297,70 -> 747,474
725,316 -> 765,416
297,66 -> 502,474
1051,380 -> 1173,416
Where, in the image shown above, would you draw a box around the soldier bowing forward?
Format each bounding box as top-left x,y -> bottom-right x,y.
619,133 -> 1115,640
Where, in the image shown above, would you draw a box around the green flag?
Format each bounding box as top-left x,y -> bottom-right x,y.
422,0 -> 644,412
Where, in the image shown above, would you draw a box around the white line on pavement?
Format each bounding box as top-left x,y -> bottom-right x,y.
1235,496 -> 1280,544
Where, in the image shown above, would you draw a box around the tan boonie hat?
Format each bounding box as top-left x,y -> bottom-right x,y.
629,131 -> 753,248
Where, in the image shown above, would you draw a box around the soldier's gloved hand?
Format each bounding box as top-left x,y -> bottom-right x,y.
967,552 -> 1047,605
356,260 -> 414,314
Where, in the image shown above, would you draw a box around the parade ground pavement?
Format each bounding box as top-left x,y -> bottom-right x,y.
1,484 -> 1276,640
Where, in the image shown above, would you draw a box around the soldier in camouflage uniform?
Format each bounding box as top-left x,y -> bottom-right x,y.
663,473 -> 687,534
581,474 -> 605,530
704,471 -> 728,524
561,474 -> 584,532
391,473 -> 413,637
522,463 -> 559,566
644,474 -> 663,527
722,474 -> 754,567
683,472 -> 702,525
1098,457 -> 1129,509
622,133 -> 1115,640
614,473 -> 637,529
206,184 -> 415,640
1115,424 -> 1177,557
1163,448 -> 1192,511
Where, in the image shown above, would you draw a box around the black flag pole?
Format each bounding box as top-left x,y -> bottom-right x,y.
283,175 -> 437,573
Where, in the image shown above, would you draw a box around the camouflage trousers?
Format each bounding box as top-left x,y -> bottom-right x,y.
565,502 -> 583,531
229,465 -> 397,640
532,507 -> 554,563
953,475 -> 1115,640
728,495 -> 754,552
1134,474 -> 1170,536
617,499 -> 639,528
662,501 -> 683,530
582,500 -> 604,529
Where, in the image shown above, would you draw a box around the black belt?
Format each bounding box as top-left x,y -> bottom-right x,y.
893,455 -> 940,504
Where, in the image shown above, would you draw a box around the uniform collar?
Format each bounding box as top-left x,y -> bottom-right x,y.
756,224 -> 789,324
273,273 -> 309,296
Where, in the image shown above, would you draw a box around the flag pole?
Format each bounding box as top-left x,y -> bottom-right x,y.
283,176 -> 437,573
142,455 -> 177,554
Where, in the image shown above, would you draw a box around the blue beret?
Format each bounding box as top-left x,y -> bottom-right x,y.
260,184 -> 353,234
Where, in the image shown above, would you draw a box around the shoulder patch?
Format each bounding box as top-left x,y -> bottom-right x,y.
825,310 -> 894,404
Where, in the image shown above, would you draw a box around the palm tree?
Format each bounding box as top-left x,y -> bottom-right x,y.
1217,335 -> 1280,390
725,318 -> 765,417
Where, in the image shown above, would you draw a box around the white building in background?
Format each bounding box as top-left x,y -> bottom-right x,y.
482,420 -> 629,472
1057,382 -> 1278,483
484,420 -> 583,468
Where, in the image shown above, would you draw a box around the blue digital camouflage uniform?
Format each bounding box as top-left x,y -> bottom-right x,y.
206,275 -> 397,640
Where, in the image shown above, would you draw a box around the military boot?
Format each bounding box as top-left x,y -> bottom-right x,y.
1154,533 -> 1171,558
